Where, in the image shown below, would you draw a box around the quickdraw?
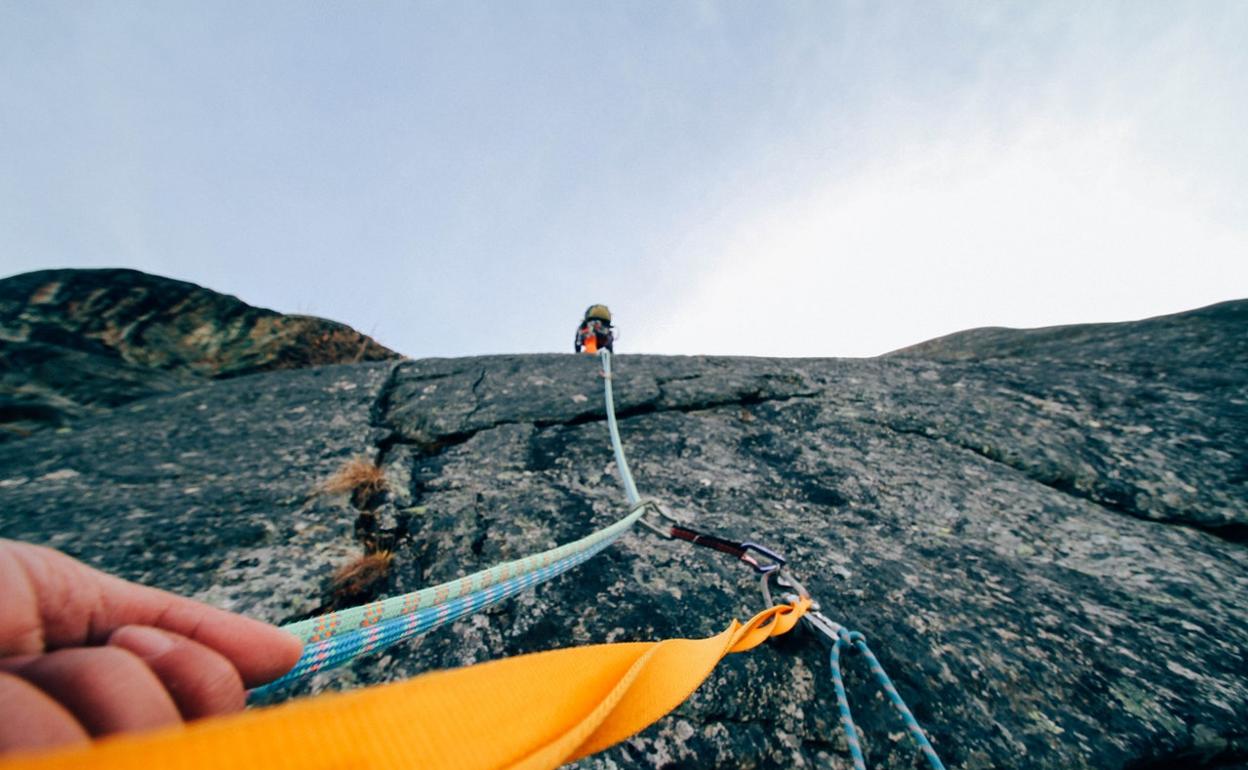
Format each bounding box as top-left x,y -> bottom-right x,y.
248,349 -> 945,769
634,499 -> 785,574
765,573 -> 946,770
636,492 -> 946,769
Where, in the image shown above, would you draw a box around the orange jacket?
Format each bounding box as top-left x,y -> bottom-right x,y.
574,320 -> 613,354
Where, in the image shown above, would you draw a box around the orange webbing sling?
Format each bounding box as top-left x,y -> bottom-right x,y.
1,599 -> 809,770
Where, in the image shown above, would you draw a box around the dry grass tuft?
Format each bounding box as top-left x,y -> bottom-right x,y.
330,550 -> 394,602
322,457 -> 387,509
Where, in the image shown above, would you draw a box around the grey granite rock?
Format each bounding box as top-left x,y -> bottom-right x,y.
1,301 -> 1245,769
0,268 -> 398,441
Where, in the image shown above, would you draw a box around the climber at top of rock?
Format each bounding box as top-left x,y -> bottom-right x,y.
574,305 -> 615,354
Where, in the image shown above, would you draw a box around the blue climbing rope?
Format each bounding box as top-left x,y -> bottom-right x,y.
250,538 -> 612,699
251,350 -> 650,699
256,349 -> 951,770
258,349 -> 789,700
761,572 -> 945,770
829,628 -> 946,770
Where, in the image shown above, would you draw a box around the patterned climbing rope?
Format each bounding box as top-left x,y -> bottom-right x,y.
829,628 -> 946,770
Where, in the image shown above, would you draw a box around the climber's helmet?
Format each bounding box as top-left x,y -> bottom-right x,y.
584,304 -> 612,324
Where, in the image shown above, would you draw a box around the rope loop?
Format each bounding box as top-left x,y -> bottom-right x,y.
760,572 -> 943,770
829,629 -> 946,770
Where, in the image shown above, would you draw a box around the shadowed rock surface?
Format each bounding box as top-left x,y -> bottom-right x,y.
0,268 -> 398,441
1,300 -> 1245,769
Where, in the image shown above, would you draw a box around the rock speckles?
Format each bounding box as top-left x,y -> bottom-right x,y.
2,301 -> 1246,769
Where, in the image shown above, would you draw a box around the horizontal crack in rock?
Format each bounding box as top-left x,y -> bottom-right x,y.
381,389 -> 822,461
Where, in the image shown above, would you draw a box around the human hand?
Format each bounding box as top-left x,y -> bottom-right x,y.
0,539 -> 302,754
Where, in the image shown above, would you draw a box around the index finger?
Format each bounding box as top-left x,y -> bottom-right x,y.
0,540 -> 302,687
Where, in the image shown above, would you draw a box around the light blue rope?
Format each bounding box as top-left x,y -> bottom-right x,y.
599,350 -> 640,506
829,629 -> 945,770
251,351 -> 641,701
250,540 -> 610,700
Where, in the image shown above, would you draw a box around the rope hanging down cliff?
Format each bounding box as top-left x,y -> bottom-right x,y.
0,355 -> 819,770
252,349 -> 651,696
246,351 -> 944,768
0,350 -> 946,770
599,352 -> 946,770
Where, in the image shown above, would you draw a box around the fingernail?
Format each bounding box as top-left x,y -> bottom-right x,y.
113,626 -> 176,658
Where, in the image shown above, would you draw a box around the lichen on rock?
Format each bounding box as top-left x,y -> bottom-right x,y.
1,299 -> 1246,769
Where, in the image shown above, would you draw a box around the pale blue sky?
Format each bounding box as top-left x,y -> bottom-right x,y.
3,2 -> 1246,357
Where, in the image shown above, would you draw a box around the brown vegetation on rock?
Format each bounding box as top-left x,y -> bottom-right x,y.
321,457 -> 387,510
329,550 -> 394,607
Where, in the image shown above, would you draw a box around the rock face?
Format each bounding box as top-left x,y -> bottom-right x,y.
0,268 -> 398,441
887,299 -> 1247,373
1,300 -> 1246,770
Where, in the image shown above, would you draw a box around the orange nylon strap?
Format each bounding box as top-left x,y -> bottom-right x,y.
1,599 -> 810,770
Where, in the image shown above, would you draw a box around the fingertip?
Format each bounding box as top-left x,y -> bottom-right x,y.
240,626 -> 304,689
274,627 -> 304,665
169,610 -> 304,688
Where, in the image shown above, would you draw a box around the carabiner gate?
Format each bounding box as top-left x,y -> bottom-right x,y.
738,541 -> 786,574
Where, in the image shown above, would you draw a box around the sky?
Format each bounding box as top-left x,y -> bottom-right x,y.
2,1 -> 1245,358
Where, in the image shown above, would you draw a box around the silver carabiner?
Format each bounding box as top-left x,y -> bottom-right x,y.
761,569 -> 844,646
761,568 -> 807,608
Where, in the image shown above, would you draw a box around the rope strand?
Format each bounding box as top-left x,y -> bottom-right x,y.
829,629 -> 946,770
253,351 -> 644,696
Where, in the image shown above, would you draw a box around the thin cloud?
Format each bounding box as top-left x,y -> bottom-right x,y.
634,113 -> 1247,357
630,4 -> 1248,357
